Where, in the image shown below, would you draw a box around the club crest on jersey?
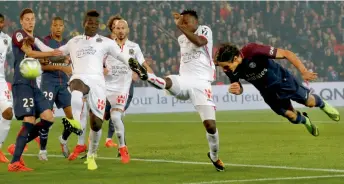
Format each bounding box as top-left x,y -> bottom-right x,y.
129,49 -> 134,55
96,37 -> 103,43
249,62 -> 256,68
3,39 -> 8,45
16,32 -> 24,42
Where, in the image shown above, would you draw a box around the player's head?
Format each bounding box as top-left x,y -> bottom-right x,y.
107,14 -> 123,33
51,17 -> 64,37
83,10 -> 100,37
180,10 -> 198,32
215,43 -> 243,72
114,19 -> 129,41
20,8 -> 36,33
0,14 -> 4,32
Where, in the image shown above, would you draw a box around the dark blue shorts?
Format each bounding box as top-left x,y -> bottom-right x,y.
40,82 -> 71,109
13,84 -> 51,120
104,81 -> 134,120
262,78 -> 310,116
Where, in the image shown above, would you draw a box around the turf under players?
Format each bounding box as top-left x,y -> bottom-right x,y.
7,8 -> 76,172
33,10 -> 146,170
103,19 -> 146,163
0,13 -> 15,163
215,43 -> 340,135
143,10 -> 224,171
37,17 -> 75,160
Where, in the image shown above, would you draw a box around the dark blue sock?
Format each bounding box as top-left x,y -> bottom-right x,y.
107,119 -> 115,139
288,111 -> 306,124
39,120 -> 53,150
313,94 -> 325,108
11,122 -> 34,163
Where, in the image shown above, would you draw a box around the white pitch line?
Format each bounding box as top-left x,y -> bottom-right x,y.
182,174 -> 344,184
131,120 -> 338,123
20,153 -> 344,173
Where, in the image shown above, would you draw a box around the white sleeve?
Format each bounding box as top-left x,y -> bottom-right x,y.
34,38 -> 54,51
107,41 -> 129,65
197,25 -> 212,42
6,36 -> 12,54
135,44 -> 145,65
58,42 -> 70,55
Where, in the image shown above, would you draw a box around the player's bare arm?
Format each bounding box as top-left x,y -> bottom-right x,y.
275,48 -> 317,81
173,12 -> 207,47
21,39 -> 62,58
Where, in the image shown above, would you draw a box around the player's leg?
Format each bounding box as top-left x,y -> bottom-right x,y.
8,84 -> 37,171
0,81 -> 13,163
85,84 -> 106,170
68,100 -> 88,161
190,82 -> 224,172
303,92 -> 340,121
63,79 -> 89,134
107,92 -> 130,163
105,99 -> 117,148
264,95 -> 319,136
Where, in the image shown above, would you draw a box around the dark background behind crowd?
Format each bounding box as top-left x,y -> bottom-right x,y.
2,1 -> 344,86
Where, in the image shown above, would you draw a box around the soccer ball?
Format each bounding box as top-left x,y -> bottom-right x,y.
19,58 -> 42,79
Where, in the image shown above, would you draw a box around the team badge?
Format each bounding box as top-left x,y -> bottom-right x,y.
3,39 -> 8,45
249,62 -> 256,68
129,49 -> 134,55
96,37 -> 103,43
16,32 -> 24,42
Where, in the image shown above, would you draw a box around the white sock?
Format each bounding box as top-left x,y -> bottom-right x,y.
111,111 -> 126,147
71,90 -> 83,123
147,73 -> 166,89
87,129 -> 102,156
0,119 -> 11,147
206,129 -> 219,162
78,102 -> 88,145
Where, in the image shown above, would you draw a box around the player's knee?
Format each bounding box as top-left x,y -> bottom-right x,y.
69,79 -> 89,95
40,109 -> 54,122
91,117 -> 103,132
284,110 -> 298,124
63,106 -> 73,119
164,77 -> 173,89
2,107 -> 13,120
23,116 -> 36,124
203,120 -> 216,134
110,109 -> 122,123
305,95 -> 316,107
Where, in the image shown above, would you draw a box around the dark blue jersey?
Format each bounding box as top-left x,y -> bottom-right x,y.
41,35 -> 69,85
12,29 -> 39,86
225,43 -> 294,92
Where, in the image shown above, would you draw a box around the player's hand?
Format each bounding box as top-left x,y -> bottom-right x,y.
103,68 -> 109,76
61,66 -> 72,75
51,49 -> 63,56
228,82 -> 242,95
301,70 -> 318,81
172,12 -> 185,28
40,59 -> 49,65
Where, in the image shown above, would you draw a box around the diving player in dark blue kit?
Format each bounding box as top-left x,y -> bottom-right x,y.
7,8 -> 68,172
215,43 -> 340,136
38,17 -> 74,160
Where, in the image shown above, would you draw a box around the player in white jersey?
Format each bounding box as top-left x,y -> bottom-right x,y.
0,14 -> 14,163
143,10 -> 224,171
33,10 -> 146,170
104,19 -> 146,164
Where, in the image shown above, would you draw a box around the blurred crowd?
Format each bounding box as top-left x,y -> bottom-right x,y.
2,1 -> 344,86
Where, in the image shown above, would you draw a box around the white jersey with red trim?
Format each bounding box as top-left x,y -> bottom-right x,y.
178,25 -> 215,82
105,39 -> 145,92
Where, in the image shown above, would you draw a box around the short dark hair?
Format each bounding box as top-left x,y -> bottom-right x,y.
107,14 -> 123,32
180,9 -> 198,20
0,13 -> 4,20
20,8 -> 34,20
215,43 -> 240,63
83,10 -> 100,25
51,16 -> 63,24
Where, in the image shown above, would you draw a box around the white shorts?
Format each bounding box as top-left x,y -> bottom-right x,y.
0,80 -> 12,113
106,90 -> 129,111
166,75 -> 215,107
70,75 -> 106,120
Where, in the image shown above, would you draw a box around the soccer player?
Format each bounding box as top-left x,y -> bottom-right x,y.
6,8 -> 74,172
37,17 -> 74,160
0,13 -> 15,163
33,10 -> 146,170
103,19 -> 146,163
143,10 -> 224,171
214,43 -> 340,135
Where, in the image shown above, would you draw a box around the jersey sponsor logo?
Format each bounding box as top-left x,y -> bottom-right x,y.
245,68 -> 268,81
76,46 -> 97,58
181,51 -> 202,63
269,47 -> 274,55
110,65 -> 129,76
16,32 -> 24,42
129,49 -> 134,56
249,62 -> 256,68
